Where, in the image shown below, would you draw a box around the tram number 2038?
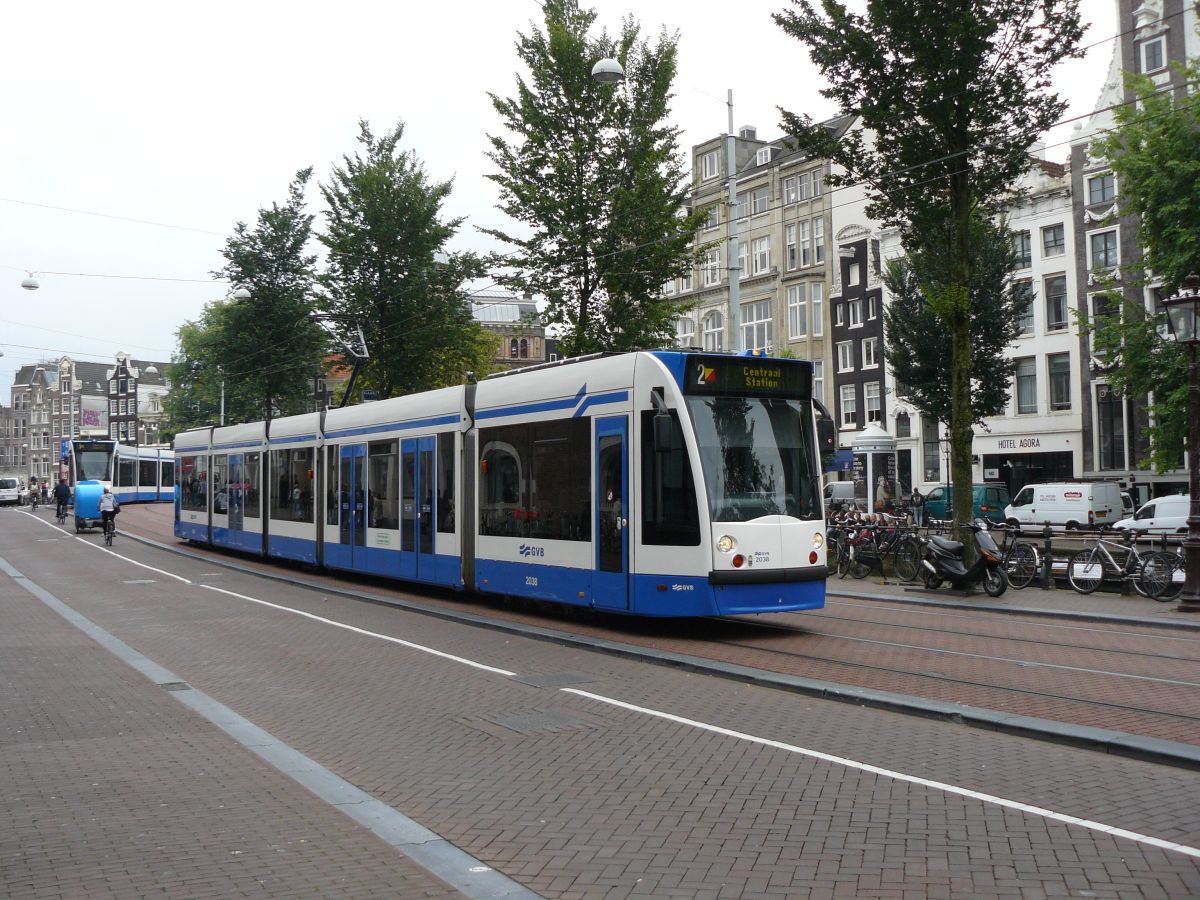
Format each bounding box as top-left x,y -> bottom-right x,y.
526,576 -> 539,587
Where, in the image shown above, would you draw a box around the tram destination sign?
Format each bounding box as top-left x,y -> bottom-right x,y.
685,355 -> 810,398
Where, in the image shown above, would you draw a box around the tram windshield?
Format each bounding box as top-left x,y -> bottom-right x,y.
75,444 -> 113,482
686,396 -> 821,522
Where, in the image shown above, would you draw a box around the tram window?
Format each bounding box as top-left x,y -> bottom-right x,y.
179,455 -> 208,512
437,432 -> 455,533
212,455 -> 229,514
139,460 -> 156,487
528,418 -> 590,542
325,446 -> 339,526
118,458 -> 136,488
270,448 -> 314,523
640,410 -> 700,545
368,440 -> 399,529
480,429 -> 524,537
244,453 -> 260,519
160,460 -> 174,488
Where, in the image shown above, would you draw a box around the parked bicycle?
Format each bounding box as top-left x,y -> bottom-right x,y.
991,522 -> 1041,590
1066,531 -> 1180,599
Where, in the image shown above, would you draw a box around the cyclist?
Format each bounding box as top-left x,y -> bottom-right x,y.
30,483 -> 40,510
98,486 -> 120,539
53,478 -> 71,522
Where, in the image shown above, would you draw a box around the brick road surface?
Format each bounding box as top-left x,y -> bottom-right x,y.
3,506 -> 1199,897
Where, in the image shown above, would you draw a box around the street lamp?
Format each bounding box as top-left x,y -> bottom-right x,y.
1162,272 -> 1200,612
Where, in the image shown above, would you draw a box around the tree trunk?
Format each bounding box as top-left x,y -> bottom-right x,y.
950,188 -> 974,553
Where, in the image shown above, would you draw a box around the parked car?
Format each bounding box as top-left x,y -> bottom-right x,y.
0,477 -> 20,506
921,483 -> 1011,524
1004,482 -> 1123,531
1112,494 -> 1191,535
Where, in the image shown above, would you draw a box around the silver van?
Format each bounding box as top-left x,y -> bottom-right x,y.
823,480 -> 857,511
0,477 -> 20,506
1113,495 -> 1191,534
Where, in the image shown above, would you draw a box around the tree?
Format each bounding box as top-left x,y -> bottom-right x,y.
484,0 -> 702,356
319,121 -> 498,400
884,214 -> 1026,427
1085,62 -> 1200,471
775,0 -> 1082,531
168,169 -> 327,431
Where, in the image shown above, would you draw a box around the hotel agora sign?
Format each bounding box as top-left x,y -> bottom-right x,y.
684,355 -> 811,398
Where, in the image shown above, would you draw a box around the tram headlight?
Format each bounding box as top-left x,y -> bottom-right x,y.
812,532 -> 823,549
716,534 -> 737,553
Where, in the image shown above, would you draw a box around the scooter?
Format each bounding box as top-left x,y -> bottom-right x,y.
921,519 -> 1008,597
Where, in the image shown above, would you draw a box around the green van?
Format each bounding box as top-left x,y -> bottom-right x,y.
921,483 -> 1011,524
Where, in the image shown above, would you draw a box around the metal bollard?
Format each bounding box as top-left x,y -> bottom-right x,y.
1042,522 -> 1054,589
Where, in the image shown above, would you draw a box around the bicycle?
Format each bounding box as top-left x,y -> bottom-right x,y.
1066,531 -> 1175,599
55,501 -> 68,526
103,514 -> 116,546
992,522 -> 1040,590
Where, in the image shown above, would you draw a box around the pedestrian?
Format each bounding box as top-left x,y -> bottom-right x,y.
911,487 -> 924,527
291,480 -> 302,518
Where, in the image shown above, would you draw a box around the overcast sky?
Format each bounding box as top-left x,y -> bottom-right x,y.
0,0 -> 1118,393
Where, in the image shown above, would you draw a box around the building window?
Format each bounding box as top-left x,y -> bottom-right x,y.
119,378 -> 127,393
787,284 -> 808,339
1048,352 -> 1071,411
1088,173 -> 1115,206
1013,230 -> 1032,268
797,171 -> 811,200
741,299 -> 773,352
700,150 -> 719,180
1142,37 -> 1164,73
834,302 -> 845,327
811,168 -> 823,196
1042,223 -> 1065,257
755,147 -> 771,166
785,224 -> 798,270
862,337 -> 879,368
813,360 -> 824,404
1045,275 -> 1068,331
813,217 -> 825,263
848,299 -> 862,327
703,205 -> 719,230
811,283 -> 824,337
839,384 -> 857,427
865,382 -> 881,423
896,411 -> 911,438
836,340 -> 854,372
680,268 -> 692,292
1096,383 -> 1125,469
662,277 -> 676,295
1013,279 -> 1034,334
703,311 -> 724,351
800,220 -> 812,266
751,186 -> 769,215
702,249 -> 721,287
675,317 -> 696,348
1089,229 -> 1118,269
866,295 -> 877,320
734,195 -> 748,219
751,236 -> 770,275
1016,357 -> 1037,414
848,262 -> 861,286
519,338 -> 529,359
783,177 -> 797,205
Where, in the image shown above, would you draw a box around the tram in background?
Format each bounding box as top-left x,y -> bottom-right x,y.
68,439 -> 175,503
175,350 -> 833,618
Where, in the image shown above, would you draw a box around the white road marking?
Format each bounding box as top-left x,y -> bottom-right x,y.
199,584 -> 516,676
18,509 -> 194,583
561,687 -> 1200,860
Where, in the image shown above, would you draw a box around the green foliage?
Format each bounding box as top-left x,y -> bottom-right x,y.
167,169 -> 327,432
1087,61 -> 1200,469
319,121 -> 498,399
774,0 -> 1081,528
484,0 -> 702,356
885,215 -> 1024,426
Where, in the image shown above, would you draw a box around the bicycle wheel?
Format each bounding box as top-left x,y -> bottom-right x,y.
1141,551 -> 1184,601
837,545 -> 852,578
893,538 -> 921,583
1067,550 -> 1103,594
827,537 -> 841,574
848,552 -> 872,579
1005,543 -> 1039,590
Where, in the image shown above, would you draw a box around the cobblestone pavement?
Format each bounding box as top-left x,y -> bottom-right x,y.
3,505 -> 1199,898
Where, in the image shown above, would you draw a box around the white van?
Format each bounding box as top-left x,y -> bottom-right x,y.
1112,495 -> 1191,534
0,477 -> 20,506
1004,482 -> 1122,531
823,480 -> 857,511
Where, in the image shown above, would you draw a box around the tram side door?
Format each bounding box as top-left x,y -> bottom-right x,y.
228,454 -> 244,533
401,437 -> 437,580
593,417 -> 629,611
340,444 -> 366,566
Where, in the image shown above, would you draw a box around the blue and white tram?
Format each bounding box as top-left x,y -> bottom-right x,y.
174,350 -> 831,617
69,439 -> 175,503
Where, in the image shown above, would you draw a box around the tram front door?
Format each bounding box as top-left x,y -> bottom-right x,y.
400,437 -> 436,580
593,416 -> 629,611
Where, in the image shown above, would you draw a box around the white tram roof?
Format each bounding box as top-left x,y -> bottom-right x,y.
474,352 -> 638,420
268,411 -> 322,443
323,386 -> 465,442
174,427 -> 212,452
211,421 -> 267,451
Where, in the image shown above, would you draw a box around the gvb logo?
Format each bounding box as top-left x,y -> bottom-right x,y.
519,544 -> 545,558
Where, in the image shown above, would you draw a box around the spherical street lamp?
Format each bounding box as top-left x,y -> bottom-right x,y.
1162,272 -> 1200,612
590,57 -> 625,84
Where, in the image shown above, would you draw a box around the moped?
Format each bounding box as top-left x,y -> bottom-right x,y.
921,519 -> 1008,597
